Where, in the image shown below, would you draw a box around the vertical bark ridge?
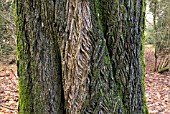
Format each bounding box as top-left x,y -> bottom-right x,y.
61,0 -> 94,113
84,39 -> 125,114
16,0 -> 64,113
106,0 -> 148,113
81,1 -> 125,113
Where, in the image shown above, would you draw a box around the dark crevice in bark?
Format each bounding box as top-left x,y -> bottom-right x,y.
52,22 -> 65,113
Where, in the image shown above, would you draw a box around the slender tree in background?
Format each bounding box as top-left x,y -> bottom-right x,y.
16,0 -> 148,114
152,0 -> 158,71
149,0 -> 170,72
0,0 -> 15,62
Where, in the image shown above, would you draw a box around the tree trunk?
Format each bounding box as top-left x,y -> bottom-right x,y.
15,0 -> 64,113
106,1 -> 148,113
16,0 -> 148,114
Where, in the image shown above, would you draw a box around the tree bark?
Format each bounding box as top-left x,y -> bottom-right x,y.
106,0 -> 148,113
16,0 -> 64,113
16,0 -> 148,114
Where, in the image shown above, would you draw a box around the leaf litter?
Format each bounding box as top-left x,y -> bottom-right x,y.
0,63 -> 18,114
145,48 -> 170,114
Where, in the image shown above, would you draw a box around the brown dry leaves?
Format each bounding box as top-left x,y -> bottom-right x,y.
145,47 -> 170,114
0,64 -> 18,114
146,72 -> 170,114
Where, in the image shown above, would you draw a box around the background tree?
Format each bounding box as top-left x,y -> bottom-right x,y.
16,0 -> 148,114
148,0 -> 170,71
0,0 -> 15,63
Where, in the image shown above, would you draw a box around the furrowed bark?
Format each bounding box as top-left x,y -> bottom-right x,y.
16,0 -> 64,113
61,1 -> 93,113
16,0 -> 148,114
60,0 -> 124,113
106,0 -> 148,113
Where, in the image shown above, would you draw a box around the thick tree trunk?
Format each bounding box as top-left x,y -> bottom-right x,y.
16,0 -> 148,114
16,0 -> 64,113
105,0 -> 148,113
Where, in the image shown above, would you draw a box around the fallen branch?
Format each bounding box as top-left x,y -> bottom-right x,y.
9,68 -> 18,79
158,65 -> 170,73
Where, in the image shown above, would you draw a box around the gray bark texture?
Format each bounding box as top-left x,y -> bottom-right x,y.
16,0 -> 148,114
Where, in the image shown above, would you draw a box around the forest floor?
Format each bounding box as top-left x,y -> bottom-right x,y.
145,45 -> 170,114
0,46 -> 170,114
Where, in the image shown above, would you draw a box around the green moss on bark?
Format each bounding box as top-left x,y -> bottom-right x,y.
95,0 -> 108,36
140,0 -> 149,113
15,1 -> 33,113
